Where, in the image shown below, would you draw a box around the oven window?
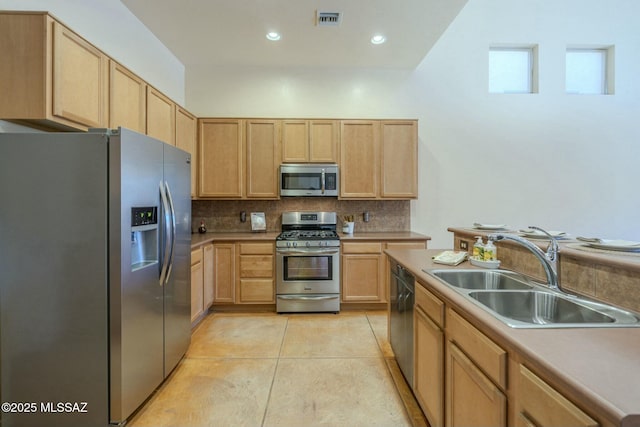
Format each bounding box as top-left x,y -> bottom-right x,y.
283,256 -> 332,281
282,173 -> 321,190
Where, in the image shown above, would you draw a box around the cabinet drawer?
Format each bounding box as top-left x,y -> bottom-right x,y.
518,365 -> 598,427
446,308 -> 507,389
191,247 -> 202,265
239,279 -> 274,303
239,255 -> 273,278
415,281 -> 444,328
342,242 -> 382,254
239,242 -> 274,255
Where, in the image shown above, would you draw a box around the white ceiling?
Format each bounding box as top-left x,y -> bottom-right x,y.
120,0 -> 468,69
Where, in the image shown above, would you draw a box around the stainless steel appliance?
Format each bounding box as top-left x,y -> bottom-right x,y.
279,164 -> 339,197
0,128 -> 191,427
276,212 -> 341,312
390,261 -> 415,387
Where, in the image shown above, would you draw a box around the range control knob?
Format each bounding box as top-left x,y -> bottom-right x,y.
306,241 -> 311,248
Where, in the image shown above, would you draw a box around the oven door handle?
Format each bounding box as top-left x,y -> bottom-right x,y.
278,295 -> 339,301
276,248 -> 340,255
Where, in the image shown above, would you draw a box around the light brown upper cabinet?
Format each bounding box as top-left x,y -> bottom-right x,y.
199,119 -> 244,198
109,61 -> 146,133
282,120 -> 339,163
246,119 -> 281,199
381,120 -> 418,198
0,12 -> 108,130
146,87 -> 176,145
340,119 -> 418,199
175,107 -> 197,197
340,120 -> 380,198
198,119 -> 280,199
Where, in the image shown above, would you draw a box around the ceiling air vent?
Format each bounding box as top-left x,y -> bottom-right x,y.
317,11 -> 342,26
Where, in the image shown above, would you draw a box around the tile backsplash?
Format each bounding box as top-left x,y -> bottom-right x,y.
192,199 -> 410,233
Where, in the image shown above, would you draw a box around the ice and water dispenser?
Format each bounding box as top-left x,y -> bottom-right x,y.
131,206 -> 159,271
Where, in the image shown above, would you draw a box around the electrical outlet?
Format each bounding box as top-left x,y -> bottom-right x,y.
459,240 -> 468,251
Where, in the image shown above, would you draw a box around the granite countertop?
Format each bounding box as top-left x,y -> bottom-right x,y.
191,231 -> 430,249
449,226 -> 640,273
386,248 -> 640,427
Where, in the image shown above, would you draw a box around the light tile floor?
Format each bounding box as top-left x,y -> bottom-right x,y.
128,311 -> 412,427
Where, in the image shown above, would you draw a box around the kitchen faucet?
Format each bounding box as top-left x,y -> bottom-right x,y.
488,226 -> 560,291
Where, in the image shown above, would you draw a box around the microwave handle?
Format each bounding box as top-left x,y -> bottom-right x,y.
321,169 -> 325,194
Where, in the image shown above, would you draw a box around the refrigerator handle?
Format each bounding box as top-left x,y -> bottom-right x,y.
164,181 -> 177,285
159,181 -> 172,286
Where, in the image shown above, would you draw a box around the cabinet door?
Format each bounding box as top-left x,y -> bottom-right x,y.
340,120 -> 379,198
0,13 -> 48,121
414,306 -> 444,427
213,243 -> 236,303
199,119 -> 244,198
517,365 -> 598,427
175,107 -> 197,197
202,243 -> 214,309
246,119 -> 280,199
146,86 -> 176,145
380,120 -> 418,198
446,342 -> 507,427
342,242 -> 384,302
282,120 -> 309,163
109,61 -> 146,133
190,248 -> 204,323
309,120 -> 339,163
52,21 -> 108,128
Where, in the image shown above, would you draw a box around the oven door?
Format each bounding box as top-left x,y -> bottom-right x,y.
276,247 -> 340,294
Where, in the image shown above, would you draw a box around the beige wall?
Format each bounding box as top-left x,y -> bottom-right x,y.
186,0 -> 640,248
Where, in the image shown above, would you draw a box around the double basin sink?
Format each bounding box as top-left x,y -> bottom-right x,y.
424,269 -> 640,328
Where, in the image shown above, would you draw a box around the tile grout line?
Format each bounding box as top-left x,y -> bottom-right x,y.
364,311 -> 387,359
260,314 -> 290,427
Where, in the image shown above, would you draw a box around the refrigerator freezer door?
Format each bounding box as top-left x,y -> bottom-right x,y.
162,144 -> 192,377
109,128 -> 165,423
0,133 -> 110,427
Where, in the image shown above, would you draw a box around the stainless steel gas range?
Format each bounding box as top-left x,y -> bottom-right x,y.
276,212 -> 340,313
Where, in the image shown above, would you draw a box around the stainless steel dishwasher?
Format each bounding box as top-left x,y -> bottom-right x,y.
389,261 -> 415,387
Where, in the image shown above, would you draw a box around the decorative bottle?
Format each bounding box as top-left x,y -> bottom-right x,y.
483,238 -> 497,261
473,236 -> 485,259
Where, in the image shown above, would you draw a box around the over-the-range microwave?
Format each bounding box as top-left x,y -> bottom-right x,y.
279,164 -> 339,197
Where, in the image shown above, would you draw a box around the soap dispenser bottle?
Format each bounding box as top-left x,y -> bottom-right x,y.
484,238 -> 497,261
473,236 -> 485,259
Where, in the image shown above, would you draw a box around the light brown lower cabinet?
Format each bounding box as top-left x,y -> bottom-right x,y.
213,243 -> 236,304
344,240 -> 427,304
202,243 -> 214,309
190,247 -> 204,323
237,242 -> 275,304
191,244 -> 214,324
516,365 -> 598,427
414,303 -> 444,427
446,341 -> 507,427
342,242 -> 385,302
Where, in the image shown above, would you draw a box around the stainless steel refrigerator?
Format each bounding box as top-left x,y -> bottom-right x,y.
0,127 -> 191,426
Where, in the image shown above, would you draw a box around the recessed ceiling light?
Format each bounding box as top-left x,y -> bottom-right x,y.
371,34 -> 386,45
266,32 -> 281,41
